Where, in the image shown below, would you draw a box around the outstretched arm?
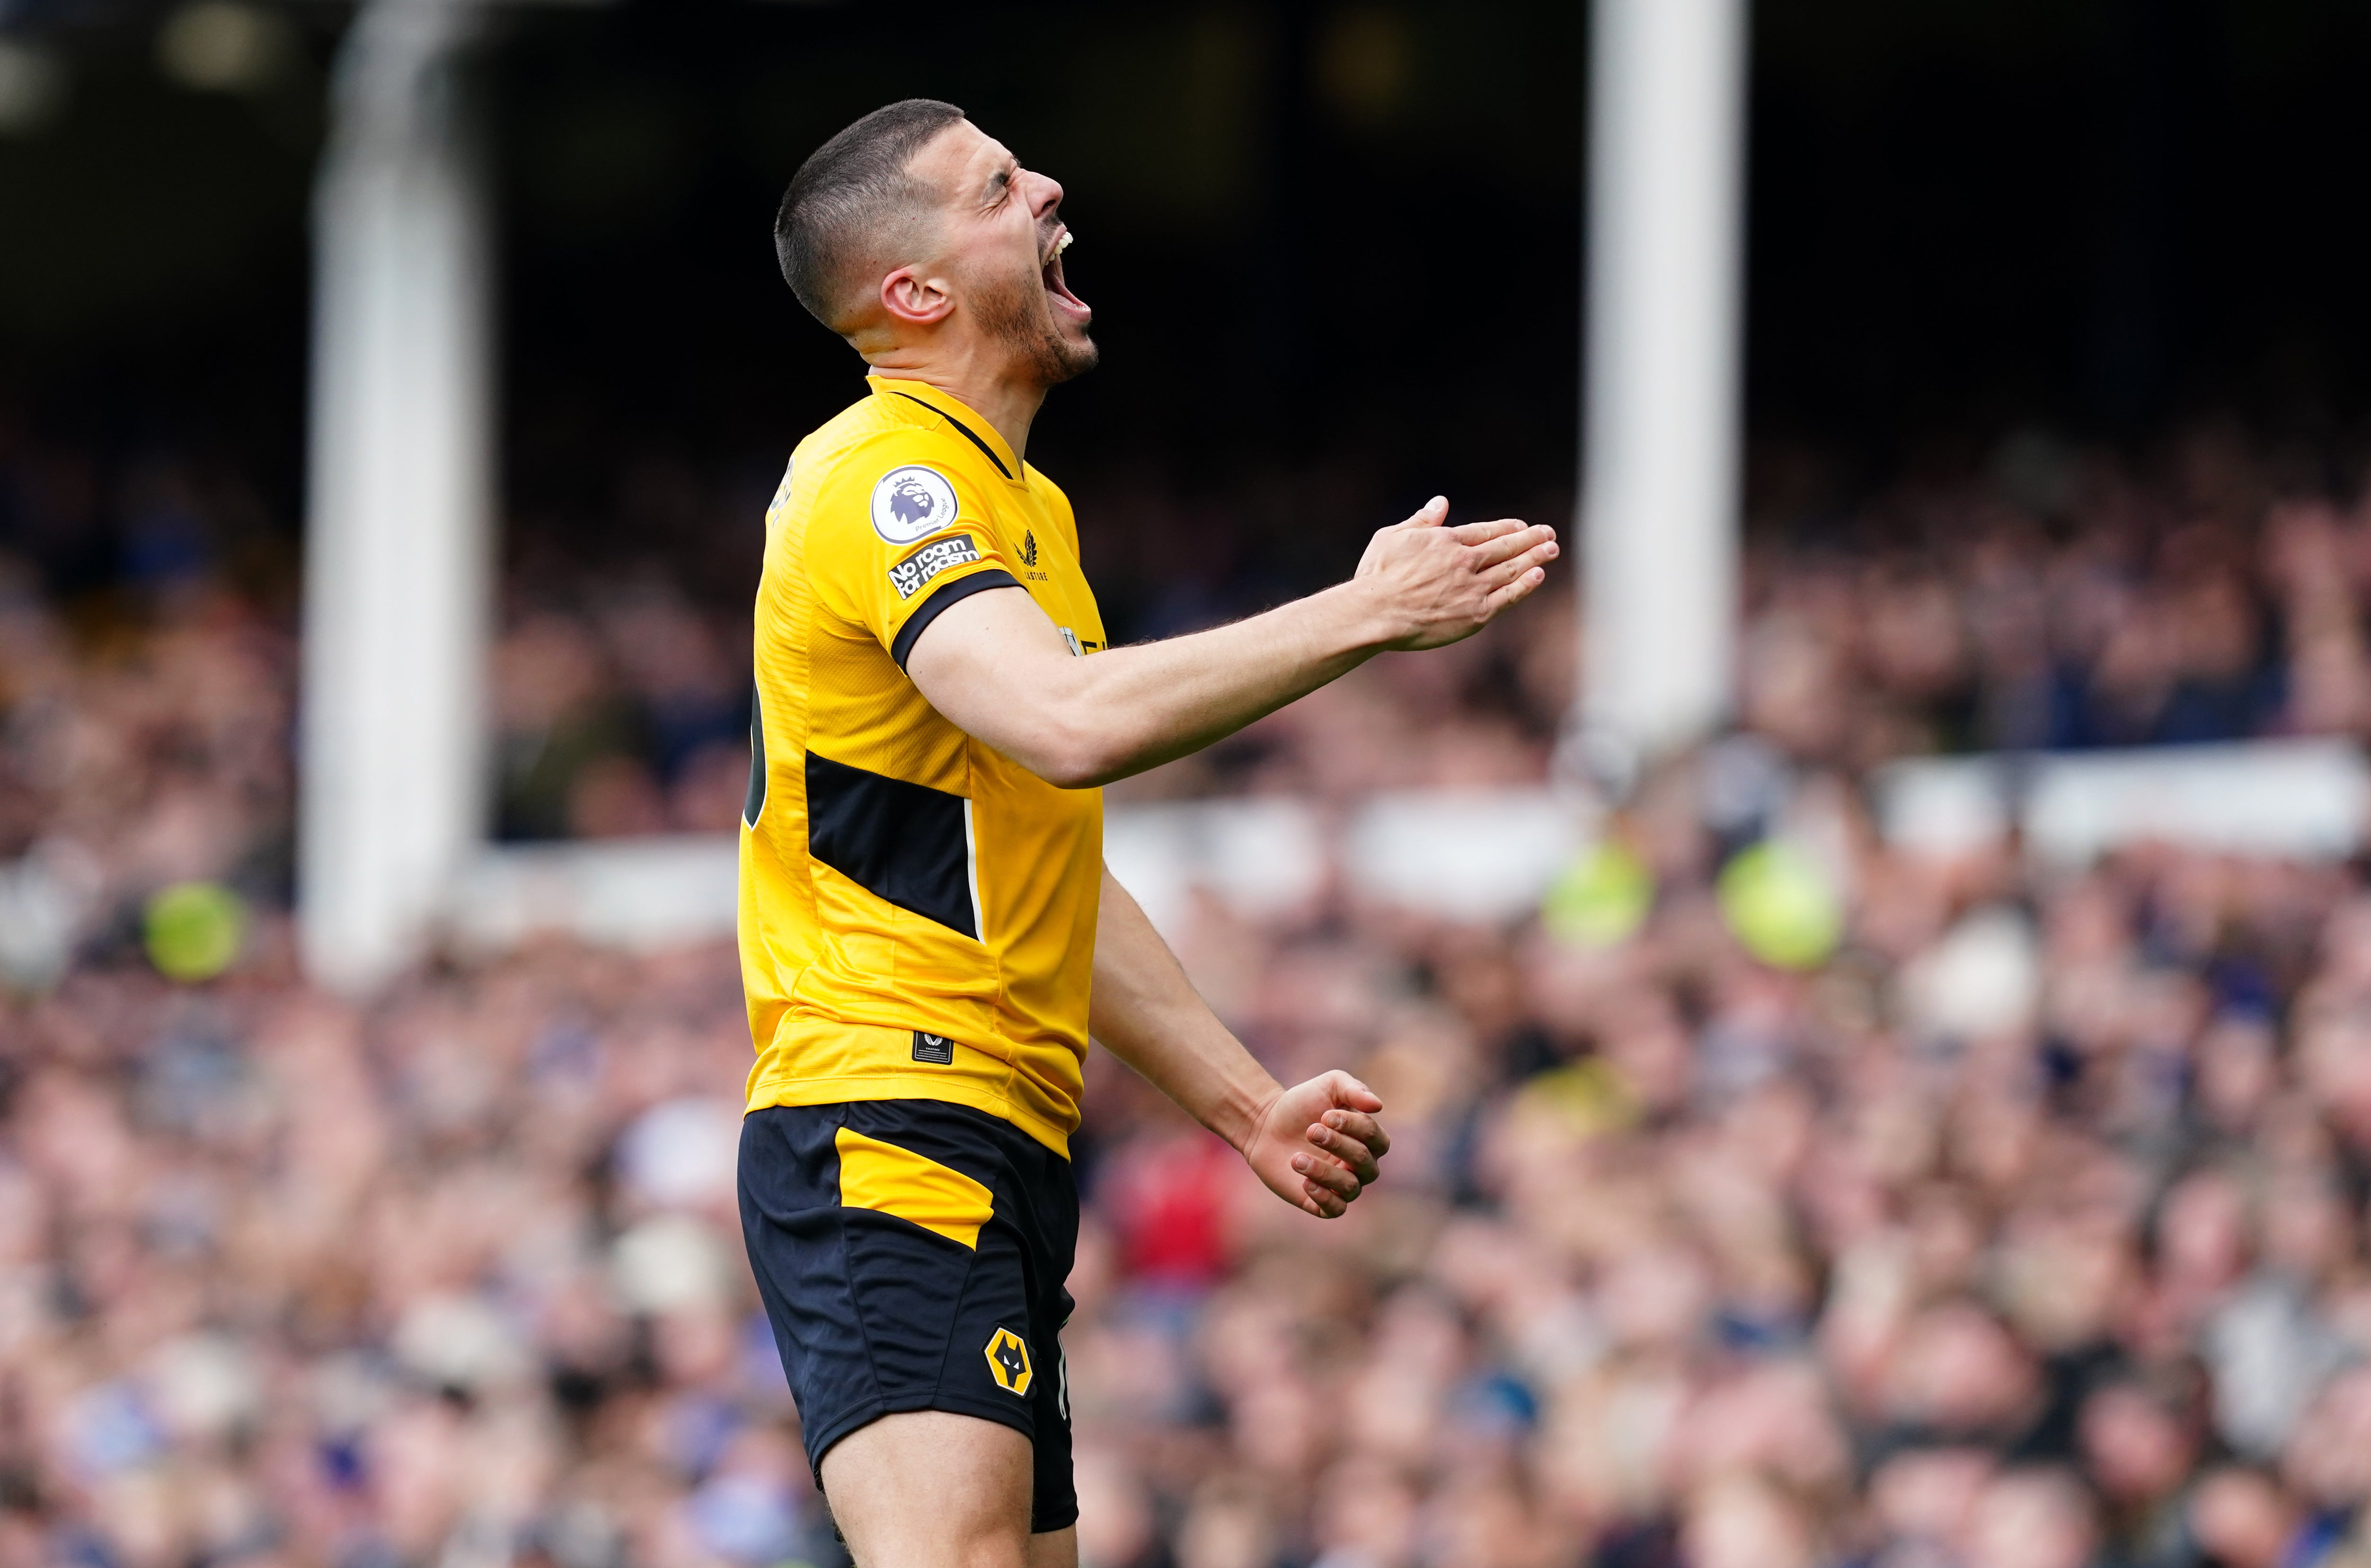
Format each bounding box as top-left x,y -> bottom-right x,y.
905,498 -> 1557,788
1090,867 -> 1388,1218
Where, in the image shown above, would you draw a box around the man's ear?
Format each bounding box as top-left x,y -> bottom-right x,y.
880,265 -> 954,327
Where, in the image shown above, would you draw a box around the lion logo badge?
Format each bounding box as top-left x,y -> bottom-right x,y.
869,465 -> 960,545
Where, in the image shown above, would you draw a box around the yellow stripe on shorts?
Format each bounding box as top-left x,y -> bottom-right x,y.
833,1126 -> 995,1250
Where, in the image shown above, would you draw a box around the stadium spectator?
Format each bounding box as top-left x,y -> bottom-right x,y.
9,414 -> 2371,1565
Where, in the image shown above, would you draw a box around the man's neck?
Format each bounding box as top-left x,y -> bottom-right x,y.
863,345 -> 1044,467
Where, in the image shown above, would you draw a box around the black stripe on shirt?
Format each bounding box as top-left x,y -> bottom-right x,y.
743,686 -> 767,828
890,569 -> 1020,669
804,750 -> 978,940
888,391 -> 1014,480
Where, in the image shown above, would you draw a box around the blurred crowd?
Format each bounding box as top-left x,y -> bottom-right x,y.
10,414 -> 2371,857
9,410 -> 2371,1568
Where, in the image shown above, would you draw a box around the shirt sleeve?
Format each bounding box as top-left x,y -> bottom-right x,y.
806,439 -> 1022,669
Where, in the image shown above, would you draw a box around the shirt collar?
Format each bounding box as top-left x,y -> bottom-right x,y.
867,376 -> 1023,485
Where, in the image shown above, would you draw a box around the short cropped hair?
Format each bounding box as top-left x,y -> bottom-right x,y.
775,99 -> 967,332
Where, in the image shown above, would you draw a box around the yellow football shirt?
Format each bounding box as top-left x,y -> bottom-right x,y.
740,375 -> 1108,1155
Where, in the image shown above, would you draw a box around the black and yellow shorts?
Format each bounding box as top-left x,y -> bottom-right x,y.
737,1099 -> 1079,1533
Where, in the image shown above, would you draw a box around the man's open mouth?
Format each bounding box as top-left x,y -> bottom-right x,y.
1042,229 -> 1089,320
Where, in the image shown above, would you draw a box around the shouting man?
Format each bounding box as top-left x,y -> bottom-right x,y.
738,99 -> 1559,1568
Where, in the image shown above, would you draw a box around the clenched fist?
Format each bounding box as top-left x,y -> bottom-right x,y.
1240,1070 -> 1392,1218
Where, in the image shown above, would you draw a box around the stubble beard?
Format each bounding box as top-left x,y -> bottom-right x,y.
974,267 -> 1099,388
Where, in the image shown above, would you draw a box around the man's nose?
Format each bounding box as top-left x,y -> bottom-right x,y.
1025,168 -> 1064,215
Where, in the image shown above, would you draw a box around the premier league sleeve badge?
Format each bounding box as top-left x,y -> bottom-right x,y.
869,465 -> 962,545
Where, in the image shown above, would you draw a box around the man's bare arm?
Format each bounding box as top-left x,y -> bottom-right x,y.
905,497 -> 1556,788
1090,868 -> 1388,1218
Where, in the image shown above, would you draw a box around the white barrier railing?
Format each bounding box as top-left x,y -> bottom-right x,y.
438,739 -> 2371,951
1873,738 -> 2371,865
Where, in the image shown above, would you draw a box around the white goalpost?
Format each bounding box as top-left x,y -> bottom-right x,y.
300,0 -> 494,991
1577,0 -> 1749,771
